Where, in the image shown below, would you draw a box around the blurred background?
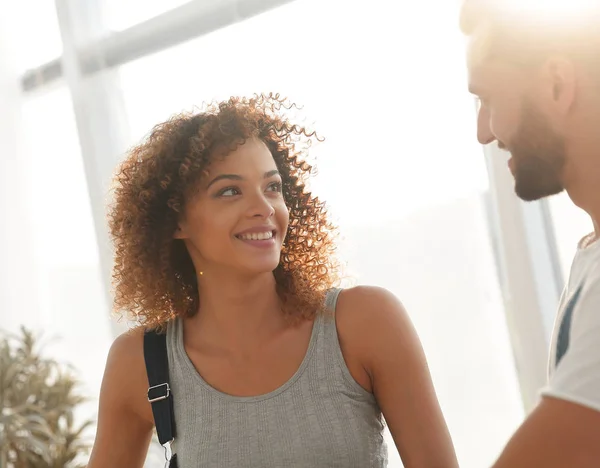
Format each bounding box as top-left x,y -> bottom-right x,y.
0,0 -> 594,466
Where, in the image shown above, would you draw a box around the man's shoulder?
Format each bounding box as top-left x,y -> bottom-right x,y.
567,237 -> 600,309
577,231 -> 599,250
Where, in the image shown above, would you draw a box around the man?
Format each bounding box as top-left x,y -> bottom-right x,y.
461,1 -> 600,466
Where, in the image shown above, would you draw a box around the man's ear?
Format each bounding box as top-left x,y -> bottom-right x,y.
541,56 -> 577,115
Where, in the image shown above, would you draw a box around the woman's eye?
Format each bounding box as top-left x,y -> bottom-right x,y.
267,181 -> 282,192
218,187 -> 240,197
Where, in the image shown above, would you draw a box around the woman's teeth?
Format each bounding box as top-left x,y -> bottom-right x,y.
238,231 -> 274,241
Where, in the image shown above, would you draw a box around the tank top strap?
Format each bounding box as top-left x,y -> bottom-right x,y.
324,287 -> 343,313
317,286 -> 375,397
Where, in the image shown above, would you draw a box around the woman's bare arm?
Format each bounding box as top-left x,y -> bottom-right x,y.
336,286 -> 458,468
88,329 -> 155,468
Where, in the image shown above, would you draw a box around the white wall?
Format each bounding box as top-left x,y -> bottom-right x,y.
0,9 -> 114,439
340,194 -> 524,467
0,9 -> 42,332
549,192 -> 594,280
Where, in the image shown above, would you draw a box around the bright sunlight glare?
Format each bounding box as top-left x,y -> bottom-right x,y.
497,0 -> 600,20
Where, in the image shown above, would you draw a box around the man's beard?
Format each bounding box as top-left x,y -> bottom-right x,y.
504,101 -> 566,202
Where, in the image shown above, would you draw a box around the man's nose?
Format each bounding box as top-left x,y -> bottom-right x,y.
477,106 -> 496,145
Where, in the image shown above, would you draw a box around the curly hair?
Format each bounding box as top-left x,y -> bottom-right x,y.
108,93 -> 339,329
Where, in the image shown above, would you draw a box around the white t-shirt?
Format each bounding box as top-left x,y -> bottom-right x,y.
541,234 -> 600,411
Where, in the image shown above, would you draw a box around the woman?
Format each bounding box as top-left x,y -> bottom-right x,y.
88,94 -> 458,467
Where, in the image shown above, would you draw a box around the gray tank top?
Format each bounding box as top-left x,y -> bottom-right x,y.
166,288 -> 388,467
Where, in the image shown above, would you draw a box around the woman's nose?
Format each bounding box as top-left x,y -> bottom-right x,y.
248,193 -> 275,218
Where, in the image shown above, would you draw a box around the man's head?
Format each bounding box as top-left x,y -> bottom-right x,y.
461,0 -> 600,201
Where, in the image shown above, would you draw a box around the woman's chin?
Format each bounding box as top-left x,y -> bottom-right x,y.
235,257 -> 281,277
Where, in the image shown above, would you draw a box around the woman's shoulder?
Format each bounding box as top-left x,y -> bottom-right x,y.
102,326 -> 154,425
107,325 -> 147,367
334,285 -> 408,326
334,285 -> 416,367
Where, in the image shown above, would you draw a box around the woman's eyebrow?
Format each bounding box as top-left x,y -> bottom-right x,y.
206,170 -> 280,189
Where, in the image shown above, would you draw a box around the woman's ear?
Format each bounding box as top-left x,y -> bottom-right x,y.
173,222 -> 187,239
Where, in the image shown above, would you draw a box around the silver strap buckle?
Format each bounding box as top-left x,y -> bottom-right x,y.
148,382 -> 170,403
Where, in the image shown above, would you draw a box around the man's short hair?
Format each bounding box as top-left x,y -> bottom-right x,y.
459,0 -> 491,36
459,0 -> 600,67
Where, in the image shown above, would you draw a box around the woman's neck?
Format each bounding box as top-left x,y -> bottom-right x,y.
185,271 -> 286,352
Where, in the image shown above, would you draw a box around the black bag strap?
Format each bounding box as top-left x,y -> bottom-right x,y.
143,329 -> 178,467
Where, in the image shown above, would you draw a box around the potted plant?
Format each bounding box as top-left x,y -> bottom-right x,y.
0,327 -> 93,467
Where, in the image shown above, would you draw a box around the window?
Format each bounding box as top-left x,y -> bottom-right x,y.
548,193 -> 594,281
7,0 -> 63,72
103,0 -> 192,31
20,86 -> 113,419
118,1 -> 524,465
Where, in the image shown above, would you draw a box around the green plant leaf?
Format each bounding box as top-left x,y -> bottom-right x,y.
0,327 -> 95,467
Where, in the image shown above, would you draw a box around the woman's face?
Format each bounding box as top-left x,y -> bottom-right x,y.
175,138 -> 289,276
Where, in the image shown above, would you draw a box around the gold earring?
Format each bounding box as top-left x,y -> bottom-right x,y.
198,271 -> 203,276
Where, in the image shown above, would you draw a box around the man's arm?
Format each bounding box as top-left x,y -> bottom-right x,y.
493,275 -> 600,467
492,396 -> 600,468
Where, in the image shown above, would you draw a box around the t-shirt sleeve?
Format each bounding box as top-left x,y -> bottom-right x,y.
541,270 -> 600,412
